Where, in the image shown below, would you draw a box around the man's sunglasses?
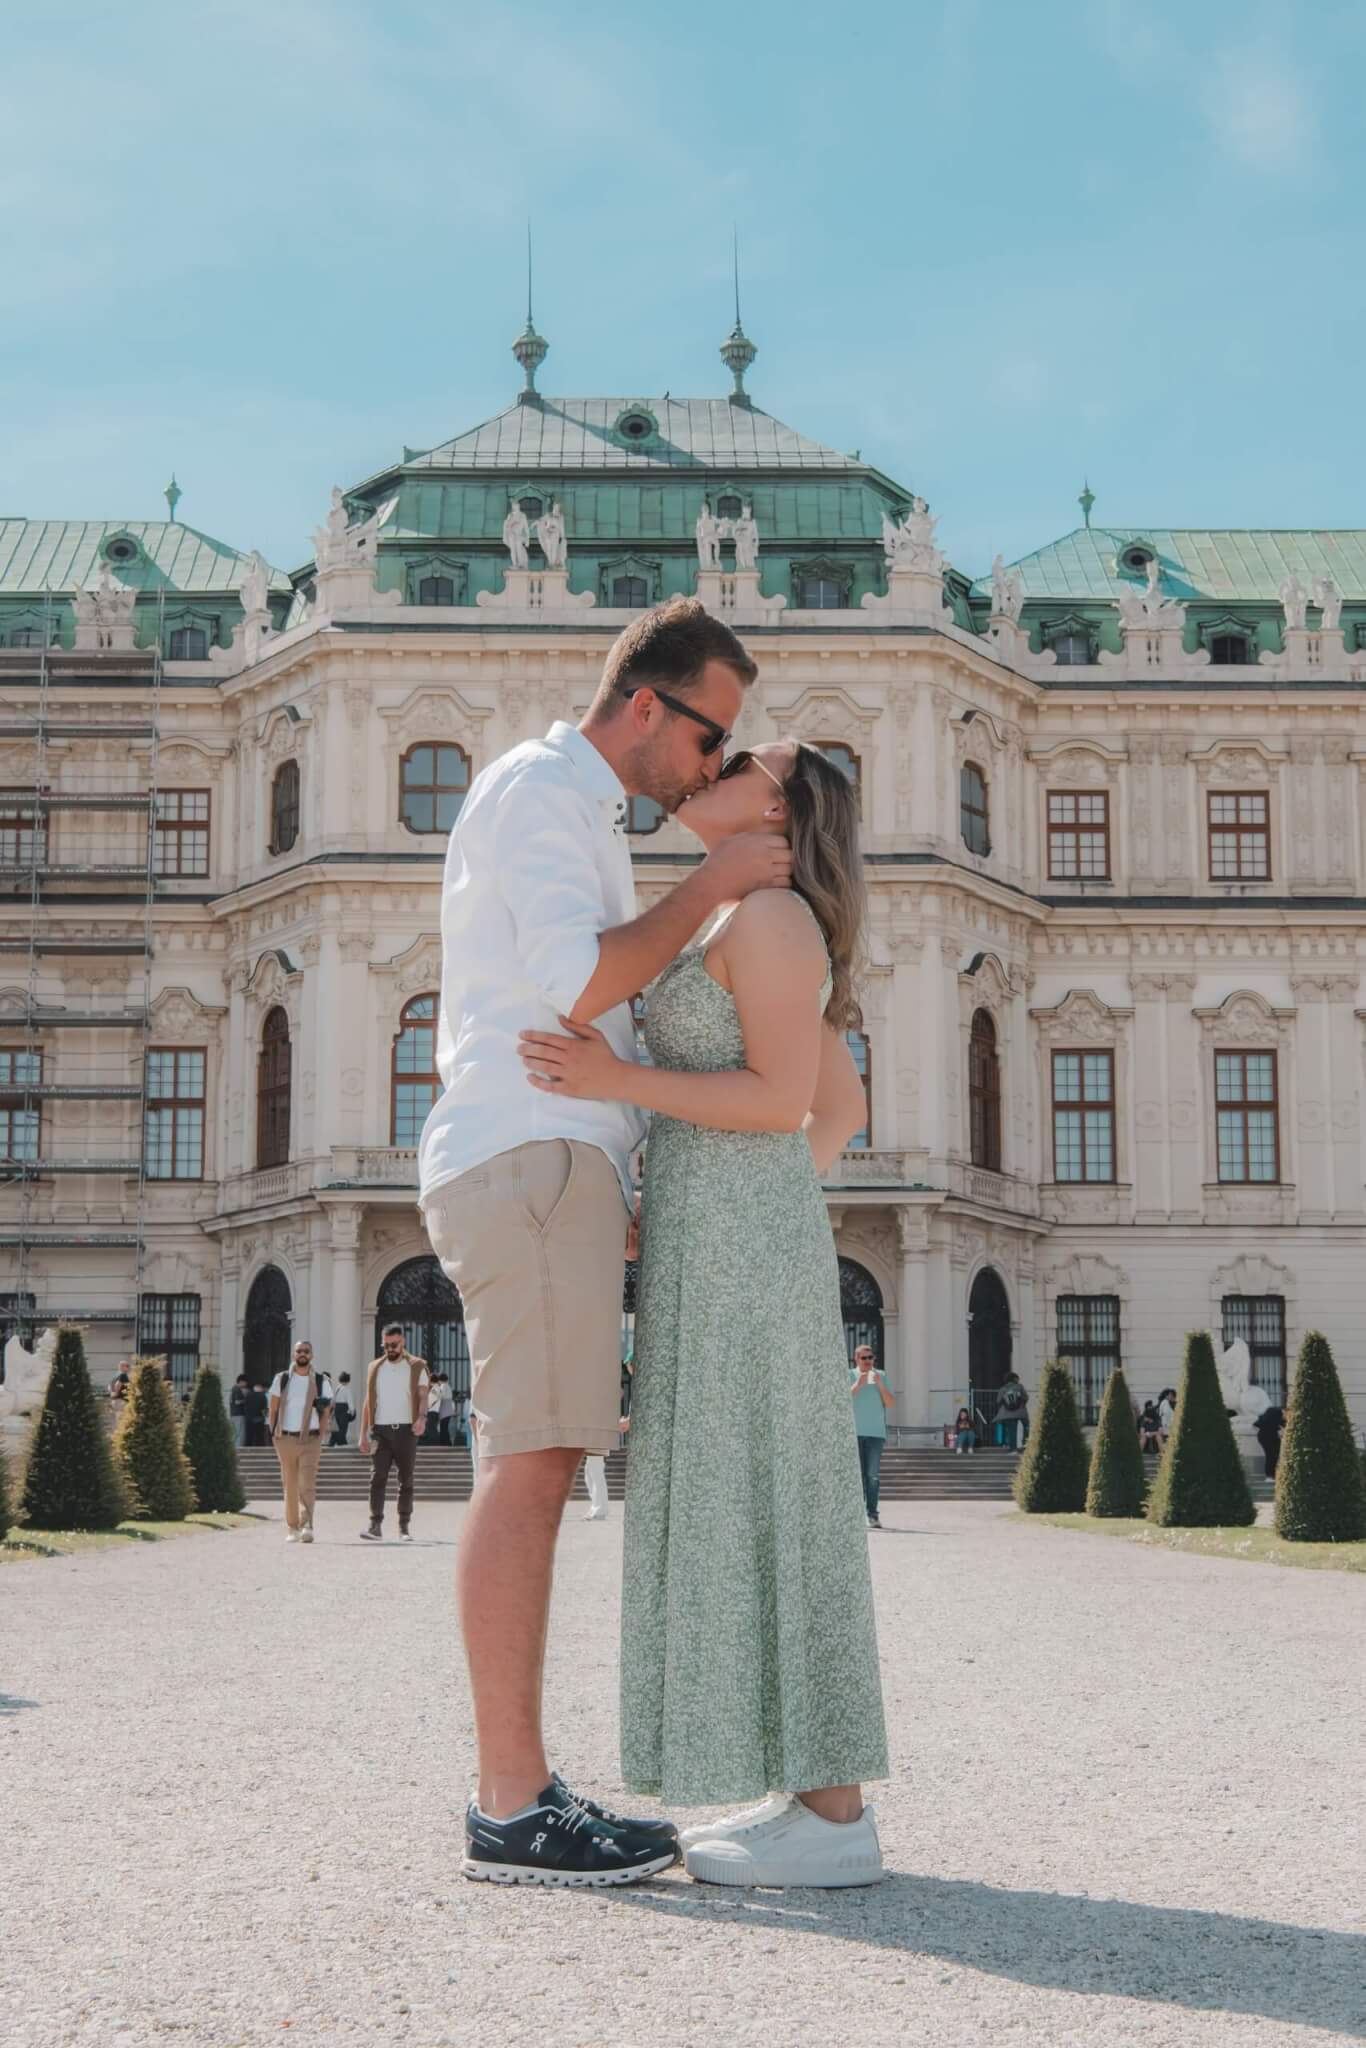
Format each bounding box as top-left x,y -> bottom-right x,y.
622,685 -> 730,756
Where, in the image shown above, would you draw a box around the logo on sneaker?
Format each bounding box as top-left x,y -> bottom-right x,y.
530,1831 -> 548,1855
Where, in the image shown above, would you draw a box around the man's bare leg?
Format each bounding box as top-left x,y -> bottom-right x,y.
457,1444 -> 581,1816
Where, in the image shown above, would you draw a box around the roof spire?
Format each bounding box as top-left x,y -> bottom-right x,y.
720,226 -> 757,407
1079,478 -> 1095,529
164,473 -> 182,523
512,222 -> 548,405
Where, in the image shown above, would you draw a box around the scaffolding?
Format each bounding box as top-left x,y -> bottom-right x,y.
0,588 -> 163,1353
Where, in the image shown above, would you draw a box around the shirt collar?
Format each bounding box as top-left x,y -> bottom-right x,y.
545,721 -> 626,807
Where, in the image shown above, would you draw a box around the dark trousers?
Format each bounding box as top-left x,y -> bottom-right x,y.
330,1406 -> 351,1447
369,1424 -> 418,1529
857,1435 -> 884,1518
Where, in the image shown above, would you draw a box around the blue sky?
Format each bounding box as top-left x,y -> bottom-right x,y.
4,0 -> 1363,576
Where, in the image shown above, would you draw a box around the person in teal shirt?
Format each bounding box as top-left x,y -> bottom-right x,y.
849,1344 -> 893,1528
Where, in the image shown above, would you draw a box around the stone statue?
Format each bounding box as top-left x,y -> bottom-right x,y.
1116,582 -> 1148,631
1314,575 -> 1342,632
990,553 -> 1023,621
1144,556 -> 1163,604
0,1326 -> 57,1443
311,487 -> 352,572
1211,1334 -> 1270,1423
695,502 -> 721,570
73,561 -> 137,650
535,500 -> 567,570
882,498 -> 940,571
732,502 -> 759,573
502,501 -> 531,572
238,551 -> 269,617
1280,573 -> 1308,632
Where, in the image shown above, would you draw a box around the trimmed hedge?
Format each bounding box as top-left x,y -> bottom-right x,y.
1086,1364 -> 1147,1518
182,1365 -> 246,1514
1147,1332 -> 1255,1528
1014,1360 -> 1089,1513
1275,1331 -> 1366,1543
115,1359 -> 195,1522
19,1326 -> 128,1531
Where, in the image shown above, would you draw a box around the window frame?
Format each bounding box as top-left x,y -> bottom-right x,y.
0,1047 -> 42,1167
255,1005 -> 292,1170
1221,1294 -> 1288,1405
968,1008 -> 1002,1172
136,1292 -> 202,1396
846,1029 -> 871,1149
1207,789 -> 1270,882
143,1046 -> 206,1182
1214,1048 -> 1279,1184
1209,631 -> 1252,665
153,788 -> 211,879
812,741 -> 862,791
416,573 -> 455,606
960,760 -> 991,857
797,574 -> 842,610
167,624 -> 210,661
611,574 -> 650,608
1047,789 -> 1111,881
390,993 -> 440,1148
398,742 -> 471,836
1056,1293 -> 1121,1424
268,758 -> 300,856
0,791 -> 47,868
1051,1047 -> 1116,1184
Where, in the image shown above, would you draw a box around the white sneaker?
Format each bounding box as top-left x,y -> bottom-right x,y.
399,1531 -> 414,1545
679,1794 -> 789,1850
300,1527 -> 314,1544
584,1508 -> 608,1521
285,1530 -> 300,1544
685,1798 -> 883,1888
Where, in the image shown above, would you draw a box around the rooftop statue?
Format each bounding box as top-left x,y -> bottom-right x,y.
73,560 -> 137,649
732,503 -> 759,573
695,502 -> 721,570
502,501 -> 531,572
882,498 -> 939,572
1280,572 -> 1308,632
1314,575 -> 1342,632
990,553 -> 1023,621
312,487 -> 382,575
535,501 -> 567,571
1144,555 -> 1163,603
238,551 -> 269,617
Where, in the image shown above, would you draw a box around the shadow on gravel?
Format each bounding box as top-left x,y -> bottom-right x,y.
613,1874 -> 1366,2034
0,1694 -> 39,1715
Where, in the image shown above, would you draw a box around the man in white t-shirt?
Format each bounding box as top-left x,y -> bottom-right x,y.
268,1340 -> 333,1544
358,1322 -> 429,1543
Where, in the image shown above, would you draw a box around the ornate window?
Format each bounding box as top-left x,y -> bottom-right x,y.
153,790 -> 210,878
960,761 -> 990,856
968,1009 -> 1001,1171
1199,617 -> 1256,665
391,994 -> 439,1146
612,575 -> 649,607
1208,791 -> 1269,880
792,557 -> 854,610
405,557 -> 467,607
716,494 -> 743,520
144,1047 -> 205,1181
418,574 -> 454,605
400,744 -> 470,833
1222,1295 -> 1287,1404
269,759 -> 300,856
0,1049 -> 41,1169
846,1029 -> 871,1148
517,495 -> 544,520
626,795 -> 664,835
1057,1295 -> 1120,1424
1119,542 -> 1154,575
1215,1050 -> 1278,1183
0,795 -> 46,868
256,1005 -> 291,1170
1044,623 -> 1095,665
598,554 -> 661,608
813,742 -> 861,788
168,625 -> 209,660
1048,791 -> 1110,880
137,1294 -> 201,1398
1052,1050 -> 1115,1182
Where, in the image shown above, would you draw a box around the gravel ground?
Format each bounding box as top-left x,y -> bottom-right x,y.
3,1498 -> 1363,2048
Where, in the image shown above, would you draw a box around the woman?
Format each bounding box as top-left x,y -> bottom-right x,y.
520,740 -> 888,1889
1137,1399 -> 1165,1454
954,1405 -> 977,1454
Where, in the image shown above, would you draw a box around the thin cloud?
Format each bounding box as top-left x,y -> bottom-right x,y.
1204,49 -> 1313,171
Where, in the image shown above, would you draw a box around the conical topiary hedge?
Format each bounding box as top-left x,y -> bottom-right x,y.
19,1326 -> 127,1531
1086,1364 -> 1147,1518
1275,1331 -> 1366,1543
1014,1361 -> 1089,1513
1147,1331 -> 1255,1528
115,1358 -> 195,1522
181,1365 -> 246,1514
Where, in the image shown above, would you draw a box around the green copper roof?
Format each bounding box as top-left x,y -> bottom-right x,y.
404,398 -> 869,475
0,520 -> 289,596
978,527 -> 1366,602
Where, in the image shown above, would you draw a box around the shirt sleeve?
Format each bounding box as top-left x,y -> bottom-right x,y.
490,769 -> 607,1014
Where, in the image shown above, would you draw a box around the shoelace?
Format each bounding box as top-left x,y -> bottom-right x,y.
549,1790 -> 595,1837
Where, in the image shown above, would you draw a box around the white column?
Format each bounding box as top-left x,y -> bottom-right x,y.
329,1206 -> 365,1379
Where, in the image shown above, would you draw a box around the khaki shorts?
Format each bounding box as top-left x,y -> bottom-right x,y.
421,1140 -> 629,1459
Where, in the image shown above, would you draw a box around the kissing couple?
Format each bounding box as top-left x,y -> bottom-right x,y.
417,596 -> 888,1888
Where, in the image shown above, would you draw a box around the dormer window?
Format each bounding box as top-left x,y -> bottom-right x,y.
1210,631 -> 1252,665
518,496 -> 543,520
613,406 -> 659,444
101,532 -> 143,567
612,575 -> 648,607
168,625 -> 208,660
417,575 -> 454,605
1120,543 -> 1154,575
1044,623 -> 1095,666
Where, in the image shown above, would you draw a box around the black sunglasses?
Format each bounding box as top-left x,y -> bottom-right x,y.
622,685 -> 731,756
717,749 -> 752,780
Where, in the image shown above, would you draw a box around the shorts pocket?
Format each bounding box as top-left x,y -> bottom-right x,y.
519,1138 -> 577,1237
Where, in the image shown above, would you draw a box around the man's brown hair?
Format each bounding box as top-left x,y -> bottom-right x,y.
594,596 -> 758,712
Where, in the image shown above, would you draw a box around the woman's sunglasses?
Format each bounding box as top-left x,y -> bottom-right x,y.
719,748 -> 788,795
621,685 -> 730,756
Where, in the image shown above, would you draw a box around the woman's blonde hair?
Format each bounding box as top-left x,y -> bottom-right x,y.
784,743 -> 867,1029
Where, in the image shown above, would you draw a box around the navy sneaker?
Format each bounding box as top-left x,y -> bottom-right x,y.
464,1779 -> 679,1887
550,1770 -> 678,1846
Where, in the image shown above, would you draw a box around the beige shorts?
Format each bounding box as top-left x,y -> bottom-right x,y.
421,1139 -> 629,1459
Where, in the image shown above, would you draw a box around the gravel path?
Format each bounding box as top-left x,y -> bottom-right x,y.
3,1499 -> 1363,2048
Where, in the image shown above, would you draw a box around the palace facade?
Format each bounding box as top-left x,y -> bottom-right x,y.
5,314 -> 1366,1436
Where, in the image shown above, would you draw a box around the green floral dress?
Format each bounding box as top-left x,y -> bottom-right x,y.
620,912 -> 890,1805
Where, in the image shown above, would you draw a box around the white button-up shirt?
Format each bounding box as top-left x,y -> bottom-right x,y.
418,722 -> 646,1206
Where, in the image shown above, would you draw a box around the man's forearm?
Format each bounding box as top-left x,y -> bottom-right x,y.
569,870 -> 717,1023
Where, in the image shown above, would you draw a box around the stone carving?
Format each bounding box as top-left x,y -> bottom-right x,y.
238,551 -> 270,617
695,502 -> 721,570
989,554 -> 1023,621
1314,576 -> 1343,632
733,503 -> 759,572
314,487 -> 383,573
1279,574 -> 1308,632
535,501 -> 567,570
1209,1335 -> 1270,1422
501,501 -> 531,570
73,562 -> 138,651
1144,556 -> 1163,605
0,1327 -> 57,1445
881,498 -> 940,572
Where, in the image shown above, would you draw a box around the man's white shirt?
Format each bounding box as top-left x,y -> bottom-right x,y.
270,1369 -> 333,1433
418,722 -> 646,1207
373,1359 -> 430,1427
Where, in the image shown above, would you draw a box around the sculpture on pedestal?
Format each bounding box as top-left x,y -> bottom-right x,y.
73,562 -> 138,650
0,1326 -> 57,1444
695,502 -> 721,570
1314,575 -> 1342,632
502,501 -> 531,571
881,498 -> 940,572
990,553 -> 1023,621
238,551 -> 269,617
535,501 -> 567,570
1279,573 -> 1308,632
1211,1334 -> 1270,1423
314,488 -> 383,574
732,503 -> 759,573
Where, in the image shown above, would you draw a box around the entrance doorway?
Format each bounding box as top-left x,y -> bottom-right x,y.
243,1265 -> 291,1387
839,1257 -> 884,1370
968,1266 -> 1012,1439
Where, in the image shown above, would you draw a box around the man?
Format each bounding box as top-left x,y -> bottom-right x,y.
418,596 -> 787,1886
850,1344 -> 893,1529
229,1372 -> 249,1446
994,1368 -> 1029,1451
330,1371 -> 355,1447
268,1340 -> 333,1544
358,1324 -> 428,1543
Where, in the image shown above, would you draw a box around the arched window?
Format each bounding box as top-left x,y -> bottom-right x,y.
269,759 -> 300,855
798,575 -> 842,609
400,744 -> 470,833
627,795 -> 664,834
168,625 -> 209,660
968,1009 -> 1001,1171
376,1257 -> 468,1400
846,1029 -> 870,1148
417,574 -> 455,606
243,1264 -> 292,1385
612,575 -> 649,607
256,1006 -> 291,1169
960,760 -> 990,856
716,494 -> 743,520
813,742 -> 860,788
392,994 -> 439,1145
518,495 -> 544,520
839,1257 -> 884,1369
1210,632 -> 1251,665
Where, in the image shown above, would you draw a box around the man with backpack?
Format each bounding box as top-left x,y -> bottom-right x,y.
994,1369 -> 1029,1451
358,1323 -> 429,1544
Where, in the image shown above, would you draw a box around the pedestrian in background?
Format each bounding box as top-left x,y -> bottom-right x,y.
268,1340 -> 333,1544
850,1344 -> 893,1528
358,1323 -> 428,1543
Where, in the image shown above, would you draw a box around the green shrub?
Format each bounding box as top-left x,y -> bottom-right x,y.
19,1326 -> 128,1531
1086,1364 -> 1147,1518
181,1365 -> 246,1514
1275,1331 -> 1366,1543
1013,1361 -> 1089,1513
1147,1332 -> 1255,1528
115,1358 -> 194,1522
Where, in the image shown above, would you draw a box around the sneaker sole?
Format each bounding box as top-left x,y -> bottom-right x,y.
463,1849 -> 678,1888
685,1848 -> 884,1888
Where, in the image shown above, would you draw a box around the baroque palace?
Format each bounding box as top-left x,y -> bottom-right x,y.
4,307 -> 1366,1437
